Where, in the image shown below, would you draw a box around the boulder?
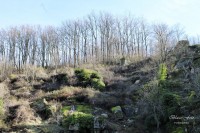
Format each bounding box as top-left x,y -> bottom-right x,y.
111,106 -> 123,120
101,113 -> 108,118
134,80 -> 140,84
122,105 -> 135,117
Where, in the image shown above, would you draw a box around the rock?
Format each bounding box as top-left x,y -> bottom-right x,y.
134,80 -> 140,84
94,117 -> 100,129
135,107 -> 138,113
122,105 -> 135,117
191,68 -> 195,74
127,119 -> 134,126
127,119 -> 134,123
105,120 -> 121,131
111,106 -> 123,120
124,98 -> 132,105
69,123 -> 79,131
101,113 -> 108,118
130,76 -> 140,83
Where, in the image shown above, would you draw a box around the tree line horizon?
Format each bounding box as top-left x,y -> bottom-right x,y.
0,12 -> 197,71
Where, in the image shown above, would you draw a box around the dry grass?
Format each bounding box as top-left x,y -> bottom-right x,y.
13,104 -> 41,126
89,92 -> 123,109
0,83 -> 9,98
0,60 -> 15,82
32,89 -> 46,100
23,64 -> 48,81
6,96 -> 30,107
139,64 -> 154,73
50,67 -> 74,77
46,86 -> 99,99
10,86 -> 32,98
12,77 -> 29,89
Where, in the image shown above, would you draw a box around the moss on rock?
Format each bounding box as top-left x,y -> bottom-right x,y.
74,68 -> 105,90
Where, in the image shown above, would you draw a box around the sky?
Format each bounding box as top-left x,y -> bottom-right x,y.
0,0 -> 200,36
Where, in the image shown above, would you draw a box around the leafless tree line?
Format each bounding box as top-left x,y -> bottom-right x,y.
0,12 -> 186,71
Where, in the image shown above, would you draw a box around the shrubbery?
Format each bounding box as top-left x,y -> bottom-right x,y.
75,68 -> 105,90
142,63 -> 184,131
161,92 -> 181,121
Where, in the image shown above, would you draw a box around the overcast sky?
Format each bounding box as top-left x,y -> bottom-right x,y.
0,0 -> 199,36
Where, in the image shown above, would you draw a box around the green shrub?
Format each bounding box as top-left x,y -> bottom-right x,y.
161,80 -> 182,90
51,73 -> 68,84
58,74 -> 68,83
172,127 -> 184,133
63,112 -> 93,131
157,63 -> 167,81
90,72 -> 101,79
188,91 -> 196,102
161,93 -> 181,120
144,114 -> 157,129
74,68 -> 105,90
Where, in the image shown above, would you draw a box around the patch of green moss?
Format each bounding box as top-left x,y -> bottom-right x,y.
91,78 -> 105,91
61,106 -> 71,116
74,68 -> 105,90
63,112 -> 93,131
61,104 -> 94,131
9,74 -> 18,82
62,105 -> 93,116
111,106 -> 121,113
76,105 -> 93,114
0,98 -> 4,116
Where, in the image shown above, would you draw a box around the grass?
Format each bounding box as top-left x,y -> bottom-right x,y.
46,86 -> 99,99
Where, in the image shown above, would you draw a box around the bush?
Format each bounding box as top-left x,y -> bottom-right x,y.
74,68 -> 105,90
160,80 -> 182,90
51,73 -> 68,84
144,114 -> 157,129
161,93 -> 181,120
172,127 -> 184,133
188,91 -> 196,102
157,63 -> 167,81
